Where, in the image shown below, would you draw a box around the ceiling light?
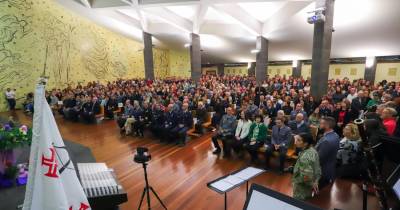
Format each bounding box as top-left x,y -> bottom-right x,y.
366,56 -> 375,68
200,34 -> 224,48
251,49 -> 260,54
292,60 -> 298,68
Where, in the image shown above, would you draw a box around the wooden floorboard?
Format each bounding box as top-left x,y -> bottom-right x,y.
3,111 -> 379,210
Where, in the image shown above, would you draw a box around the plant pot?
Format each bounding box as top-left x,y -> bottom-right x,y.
0,177 -> 14,188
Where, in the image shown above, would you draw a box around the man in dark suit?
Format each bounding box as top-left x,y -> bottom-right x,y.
315,117 -> 340,189
171,103 -> 193,146
351,90 -> 368,114
265,117 -> 292,174
81,96 -> 100,123
288,113 -> 310,135
195,101 -> 207,134
150,103 -> 164,138
161,104 -> 178,143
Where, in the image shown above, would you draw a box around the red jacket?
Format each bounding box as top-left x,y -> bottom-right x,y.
383,118 -> 397,136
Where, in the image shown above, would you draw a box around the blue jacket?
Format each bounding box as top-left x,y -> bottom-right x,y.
178,110 -> 193,128
315,131 -> 340,182
271,125 -> 292,147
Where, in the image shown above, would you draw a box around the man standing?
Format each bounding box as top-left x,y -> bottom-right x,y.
315,117 -> 340,188
211,107 -> 237,157
5,88 -> 16,111
265,117 -> 292,174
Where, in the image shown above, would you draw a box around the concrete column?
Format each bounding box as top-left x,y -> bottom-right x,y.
292,60 -> 302,78
190,33 -> 201,81
364,56 -> 377,84
310,0 -> 335,99
255,36 -> 268,84
217,64 -> 224,76
143,32 -> 154,80
248,62 -> 256,77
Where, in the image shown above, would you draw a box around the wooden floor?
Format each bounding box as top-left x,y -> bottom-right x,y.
4,111 -> 379,210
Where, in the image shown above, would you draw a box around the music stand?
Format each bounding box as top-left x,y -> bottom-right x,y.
243,183 -> 323,210
207,167 -> 265,210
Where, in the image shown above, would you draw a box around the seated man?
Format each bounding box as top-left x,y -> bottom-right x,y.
171,103 -> 193,146
245,115 -> 267,162
265,117 -> 292,174
149,103 -> 165,138
80,96 -> 101,123
211,107 -> 237,157
124,100 -> 143,136
290,103 -> 308,121
288,113 -> 310,135
195,101 -> 207,134
161,104 -> 178,143
104,94 -> 117,119
117,100 -> 133,132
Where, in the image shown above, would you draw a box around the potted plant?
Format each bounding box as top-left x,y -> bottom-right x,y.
0,161 -> 18,188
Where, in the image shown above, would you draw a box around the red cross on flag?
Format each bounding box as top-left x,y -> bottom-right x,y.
22,80 -> 90,210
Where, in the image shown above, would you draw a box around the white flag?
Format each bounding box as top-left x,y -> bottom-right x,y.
23,83 -> 91,210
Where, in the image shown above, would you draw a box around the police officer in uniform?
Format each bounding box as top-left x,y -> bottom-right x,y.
211,107 -> 237,157
171,103 -> 193,146
150,103 -> 164,139
161,104 -> 178,143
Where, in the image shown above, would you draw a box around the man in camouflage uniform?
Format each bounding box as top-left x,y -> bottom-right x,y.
292,133 -> 321,200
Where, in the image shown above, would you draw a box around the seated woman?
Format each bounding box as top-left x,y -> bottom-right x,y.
232,111 -> 252,157
245,115 -> 267,163
336,123 -> 362,178
333,101 -> 353,136
292,133 -> 321,201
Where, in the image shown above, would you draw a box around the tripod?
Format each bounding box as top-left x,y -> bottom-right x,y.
138,162 -> 167,210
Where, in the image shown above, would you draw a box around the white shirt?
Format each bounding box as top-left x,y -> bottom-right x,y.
346,93 -> 357,103
235,119 -> 252,139
5,90 -> 15,99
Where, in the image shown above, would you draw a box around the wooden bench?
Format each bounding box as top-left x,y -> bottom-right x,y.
187,112 -> 213,137
258,135 -> 298,160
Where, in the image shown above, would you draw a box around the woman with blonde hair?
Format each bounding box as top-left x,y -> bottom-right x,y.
336,123 -> 363,178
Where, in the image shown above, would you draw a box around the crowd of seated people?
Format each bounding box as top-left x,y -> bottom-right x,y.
37,74 -> 400,199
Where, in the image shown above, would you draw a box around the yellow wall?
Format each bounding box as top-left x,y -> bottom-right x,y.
375,63 -> 400,83
301,64 -> 312,79
328,64 -> 365,80
168,50 -> 191,78
302,64 -> 365,81
268,65 -> 292,77
224,66 -> 248,76
0,0 -> 145,110
202,67 -> 218,75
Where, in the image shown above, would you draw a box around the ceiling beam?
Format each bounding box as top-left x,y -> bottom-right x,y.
262,1 -> 312,36
212,4 -> 262,36
79,0 -> 92,8
122,0 -> 149,32
143,7 -> 193,33
193,0 -> 209,34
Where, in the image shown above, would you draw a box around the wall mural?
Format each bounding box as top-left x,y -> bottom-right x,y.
0,0 -> 190,111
